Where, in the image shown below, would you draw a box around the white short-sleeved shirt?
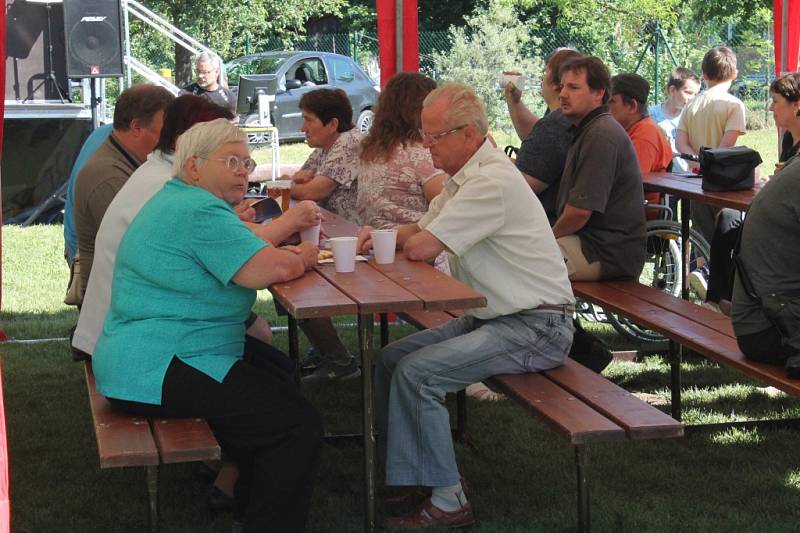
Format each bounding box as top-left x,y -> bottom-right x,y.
677,84 -> 746,153
418,139 -> 574,319
73,150 -> 175,356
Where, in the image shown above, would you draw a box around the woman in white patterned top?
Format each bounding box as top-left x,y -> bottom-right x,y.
357,72 -> 446,228
285,88 -> 362,220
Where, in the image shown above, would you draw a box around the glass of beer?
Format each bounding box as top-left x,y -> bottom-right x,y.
265,179 -> 293,212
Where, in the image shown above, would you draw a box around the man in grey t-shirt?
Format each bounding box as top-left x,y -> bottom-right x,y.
553,56 -> 646,280
732,157 -> 800,366
505,49 -> 582,223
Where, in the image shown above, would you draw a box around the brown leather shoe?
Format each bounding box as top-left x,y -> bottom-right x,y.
383,486 -> 432,510
383,498 -> 475,530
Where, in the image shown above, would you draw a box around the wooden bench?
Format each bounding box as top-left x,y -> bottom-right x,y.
574,280 -> 800,422
84,362 -> 221,532
398,309 -> 683,533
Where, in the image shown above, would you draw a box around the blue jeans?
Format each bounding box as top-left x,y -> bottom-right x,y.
375,310 -> 574,487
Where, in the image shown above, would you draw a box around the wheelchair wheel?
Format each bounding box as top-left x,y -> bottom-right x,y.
604,219 -> 711,344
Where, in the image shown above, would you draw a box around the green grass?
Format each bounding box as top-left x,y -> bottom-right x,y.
4,226 -> 800,532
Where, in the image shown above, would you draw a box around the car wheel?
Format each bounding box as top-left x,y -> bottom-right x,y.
356,109 -> 374,134
242,114 -> 269,144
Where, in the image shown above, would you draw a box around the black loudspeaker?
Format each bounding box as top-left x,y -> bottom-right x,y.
63,0 -> 124,78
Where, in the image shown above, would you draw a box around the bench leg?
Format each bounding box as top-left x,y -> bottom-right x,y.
146,465 -> 159,533
575,444 -> 591,533
455,389 -> 467,442
669,340 -> 682,421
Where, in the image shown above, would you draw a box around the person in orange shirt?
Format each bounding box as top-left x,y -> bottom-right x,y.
608,73 -> 673,218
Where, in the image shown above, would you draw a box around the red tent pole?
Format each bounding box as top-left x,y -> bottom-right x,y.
0,0 -> 6,342
377,0 -> 419,87
775,0 -> 800,74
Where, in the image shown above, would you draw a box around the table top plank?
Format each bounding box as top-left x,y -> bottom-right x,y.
321,210 -> 359,239
314,262 -> 425,314
369,255 -> 487,312
643,171 -> 761,212
269,270 -> 358,318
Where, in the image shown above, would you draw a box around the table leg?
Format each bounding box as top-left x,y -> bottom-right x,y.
287,315 -> 301,383
379,313 -> 389,347
680,198 -> 691,300
358,313 -> 376,533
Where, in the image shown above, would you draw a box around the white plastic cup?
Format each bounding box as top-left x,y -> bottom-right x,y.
371,229 -> 398,264
329,236 -> 358,272
299,223 -> 321,245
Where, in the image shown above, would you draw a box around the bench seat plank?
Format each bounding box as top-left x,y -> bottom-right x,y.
151,418 -> 221,464
398,310 -> 456,330
574,282 -> 800,396
606,281 -> 734,336
543,360 -> 683,440
85,363 -> 159,468
490,373 -> 627,445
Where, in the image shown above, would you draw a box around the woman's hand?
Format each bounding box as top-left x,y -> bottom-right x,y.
286,170 -> 315,184
233,199 -> 257,222
286,200 -> 323,231
356,225 -> 375,253
282,241 -> 319,270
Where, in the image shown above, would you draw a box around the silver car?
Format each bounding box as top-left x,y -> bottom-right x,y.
226,51 -> 380,140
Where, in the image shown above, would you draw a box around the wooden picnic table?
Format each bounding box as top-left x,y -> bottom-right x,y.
268,211 -> 487,533
642,171 -> 764,299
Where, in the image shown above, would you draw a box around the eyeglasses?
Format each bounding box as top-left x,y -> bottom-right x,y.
200,155 -> 257,174
418,124 -> 469,145
196,70 -> 216,76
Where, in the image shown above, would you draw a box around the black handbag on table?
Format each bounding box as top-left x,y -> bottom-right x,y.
698,146 -> 762,192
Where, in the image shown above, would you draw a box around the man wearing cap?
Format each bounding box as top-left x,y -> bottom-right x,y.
554,56 -> 646,280
608,73 -> 673,216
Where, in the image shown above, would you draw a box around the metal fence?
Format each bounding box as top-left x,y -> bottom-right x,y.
130,16 -> 775,128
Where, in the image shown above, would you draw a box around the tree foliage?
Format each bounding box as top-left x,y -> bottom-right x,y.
432,0 -> 543,131
132,0 -> 346,86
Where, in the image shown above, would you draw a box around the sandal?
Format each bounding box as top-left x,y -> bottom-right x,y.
466,382 -> 505,402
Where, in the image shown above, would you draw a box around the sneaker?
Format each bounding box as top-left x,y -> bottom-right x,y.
301,355 -> 361,383
689,266 -> 709,301
299,347 -> 323,370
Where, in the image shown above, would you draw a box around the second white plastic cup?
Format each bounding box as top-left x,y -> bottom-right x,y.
371,229 -> 398,264
299,223 -> 321,245
329,236 -> 358,272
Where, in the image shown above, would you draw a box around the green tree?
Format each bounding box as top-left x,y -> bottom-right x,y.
432,0 -> 543,131
133,0 -> 346,86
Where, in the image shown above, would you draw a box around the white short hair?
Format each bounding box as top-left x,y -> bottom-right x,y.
173,118 -> 247,179
422,83 -> 489,136
196,52 -> 221,70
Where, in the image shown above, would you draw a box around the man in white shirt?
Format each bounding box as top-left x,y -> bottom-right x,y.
360,83 -> 575,530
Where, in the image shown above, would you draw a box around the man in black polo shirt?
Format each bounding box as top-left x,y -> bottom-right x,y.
553,56 -> 646,280
182,52 -> 237,115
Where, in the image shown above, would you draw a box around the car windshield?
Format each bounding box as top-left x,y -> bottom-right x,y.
226,56 -> 289,85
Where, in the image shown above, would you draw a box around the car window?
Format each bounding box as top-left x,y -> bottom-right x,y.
331,57 -> 355,83
226,56 -> 288,86
289,58 -> 327,86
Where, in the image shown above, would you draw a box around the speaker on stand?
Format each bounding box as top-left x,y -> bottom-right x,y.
62,0 -> 124,129
23,0 -> 68,103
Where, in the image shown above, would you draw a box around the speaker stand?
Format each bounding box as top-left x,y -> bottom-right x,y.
23,3 -> 69,103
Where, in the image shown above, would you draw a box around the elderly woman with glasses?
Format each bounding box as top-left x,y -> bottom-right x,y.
92,119 -> 322,533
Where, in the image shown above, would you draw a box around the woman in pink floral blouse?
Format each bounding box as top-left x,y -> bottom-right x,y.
356,72 -> 446,228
